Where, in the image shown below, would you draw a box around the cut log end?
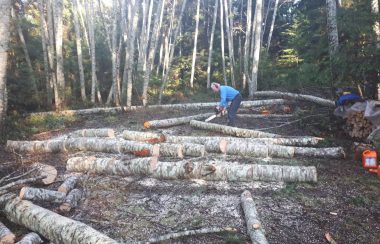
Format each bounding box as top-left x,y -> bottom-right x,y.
59,203 -> 71,212
144,121 -> 151,129
219,140 -> 228,154
19,187 -> 28,200
0,234 -> 16,244
152,144 -> 160,157
133,149 -> 151,157
33,163 -> 57,185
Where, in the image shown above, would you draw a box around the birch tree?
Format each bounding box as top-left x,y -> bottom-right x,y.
72,0 -> 86,102
249,0 -> 263,97
47,0 -> 58,108
326,0 -> 339,57
189,0 -> 201,88
220,0 -> 227,85
206,0 -> 219,88
223,0 -> 235,86
53,0 -> 65,110
372,0 -> 380,49
85,0 -> 97,103
266,0 -> 279,53
0,0 -> 11,125
243,0 -> 252,90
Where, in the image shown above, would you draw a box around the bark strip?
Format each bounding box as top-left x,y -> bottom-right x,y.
3,197 -> 118,244
241,190 -> 269,244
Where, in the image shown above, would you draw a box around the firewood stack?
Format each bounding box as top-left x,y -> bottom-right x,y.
345,111 -> 375,139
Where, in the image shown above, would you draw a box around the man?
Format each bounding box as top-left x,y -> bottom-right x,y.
211,82 -> 242,126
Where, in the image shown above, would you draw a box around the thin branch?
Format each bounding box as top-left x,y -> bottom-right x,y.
0,176 -> 45,192
0,168 -> 38,185
257,114 -> 325,131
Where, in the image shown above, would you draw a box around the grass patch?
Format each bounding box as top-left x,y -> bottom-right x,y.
350,195 -> 370,207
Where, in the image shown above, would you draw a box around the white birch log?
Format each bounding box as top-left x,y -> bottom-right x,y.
16,232 -> 43,244
67,156 -> 158,176
3,197 -> 118,243
190,120 -> 282,138
241,190 -> 268,244
70,128 -> 115,138
32,163 -> 57,185
19,187 -> 66,203
7,138 -> 159,157
0,221 -> 15,244
182,143 -> 205,157
122,130 -> 166,143
57,176 -> 80,194
143,113 -> 214,129
237,114 -> 294,119
66,157 -> 317,182
159,143 -> 184,158
252,91 -> 335,107
59,189 -> 82,212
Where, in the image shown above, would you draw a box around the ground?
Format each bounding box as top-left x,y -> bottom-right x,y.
0,101 -> 379,243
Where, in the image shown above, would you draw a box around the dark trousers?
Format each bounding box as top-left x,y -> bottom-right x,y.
228,94 -> 242,126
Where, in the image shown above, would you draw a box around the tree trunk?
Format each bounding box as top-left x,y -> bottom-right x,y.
237,114 -> 294,119
143,113 -> 214,128
53,0 -> 65,110
243,0 -> 252,90
0,220 -> 15,244
111,0 -> 120,106
85,0 -> 97,104
16,232 -> 43,244
252,91 -> 335,107
159,143 -> 184,158
241,190 -> 269,244
47,0 -> 59,108
219,0 -> 227,85
249,0 -> 263,98
207,0 -> 219,88
20,187 -> 67,203
142,0 -> 165,106
70,128 -> 115,138
326,0 -> 339,57
372,0 -> 380,49
59,188 -> 82,212
58,176 -> 80,194
2,196 -> 118,243
266,0 -> 279,53
0,0 -> 11,126
190,120 -> 282,138
122,130 -> 166,143
189,0 -> 201,88
72,0 -> 87,102
223,0 -> 235,86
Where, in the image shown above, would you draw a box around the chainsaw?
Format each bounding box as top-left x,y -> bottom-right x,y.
205,107 -> 227,122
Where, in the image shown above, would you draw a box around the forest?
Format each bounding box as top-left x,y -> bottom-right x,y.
0,0 -> 379,243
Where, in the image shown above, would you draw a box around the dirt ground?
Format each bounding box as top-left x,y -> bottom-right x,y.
0,102 -> 379,243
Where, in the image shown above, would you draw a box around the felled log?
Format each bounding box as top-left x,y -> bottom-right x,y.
16,232 -> 43,244
67,157 -> 158,176
190,120 -> 282,138
159,143 -> 184,158
165,135 -> 322,147
122,130 -> 166,143
237,114 -> 294,119
252,91 -> 335,107
70,128 -> 115,138
66,157 -> 317,182
0,220 -> 16,244
57,176 -> 80,194
241,190 -> 268,244
32,163 -> 57,185
182,143 -> 206,157
59,189 -> 82,212
144,113 -> 214,129
20,187 -> 66,203
7,138 -> 160,157
3,196 -> 118,243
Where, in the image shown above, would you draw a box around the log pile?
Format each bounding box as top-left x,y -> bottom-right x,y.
345,111 -> 375,139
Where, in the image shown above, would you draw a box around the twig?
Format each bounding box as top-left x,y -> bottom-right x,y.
0,176 -> 45,192
257,114 -> 325,131
145,227 -> 237,243
0,168 -> 38,185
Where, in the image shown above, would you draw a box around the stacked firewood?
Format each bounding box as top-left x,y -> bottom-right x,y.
345,111 -> 375,139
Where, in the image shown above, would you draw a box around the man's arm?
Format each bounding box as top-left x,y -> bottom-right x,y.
219,87 -> 227,108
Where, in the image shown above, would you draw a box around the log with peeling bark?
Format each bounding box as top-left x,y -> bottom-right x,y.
32,163 -> 57,185
7,138 -> 160,157
252,91 -> 335,107
16,232 -> 43,244
2,196 -> 118,243
66,157 -> 317,182
70,128 -> 115,138
144,113 -> 214,129
59,189 -> 82,212
122,130 -> 166,143
159,143 -> 184,158
190,120 -> 282,138
241,190 -> 268,244
165,135 -> 322,147
67,156 -> 158,176
147,227 -> 237,243
0,221 -> 16,244
182,143 -> 206,157
57,176 -> 80,194
20,187 -> 66,203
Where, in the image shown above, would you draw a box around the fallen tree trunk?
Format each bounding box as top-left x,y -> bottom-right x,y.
20,187 -> 66,203
7,138 -> 160,157
241,190 -> 268,244
2,196 -> 118,243
16,232 -> 43,244
237,114 -> 294,119
58,176 -> 80,194
67,157 -> 317,182
70,128 -> 115,138
252,91 -> 335,108
122,130 -> 166,143
182,143 -> 206,157
159,143 -> 184,158
59,189 -> 82,213
144,113 -> 214,129
0,221 -> 16,244
190,120 -> 282,138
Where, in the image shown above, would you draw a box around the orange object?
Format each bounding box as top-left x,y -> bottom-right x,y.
369,167 -> 380,177
362,150 -> 378,169
261,110 -> 270,116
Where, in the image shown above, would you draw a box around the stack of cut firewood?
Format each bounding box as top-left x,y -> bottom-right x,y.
345,111 -> 375,139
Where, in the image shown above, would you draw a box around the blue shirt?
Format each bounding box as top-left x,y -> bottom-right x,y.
219,86 -> 240,108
